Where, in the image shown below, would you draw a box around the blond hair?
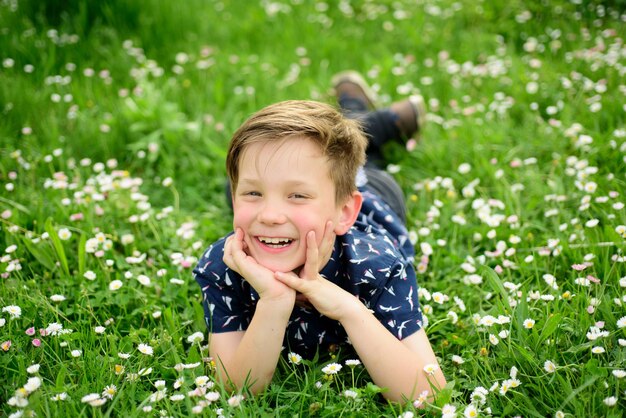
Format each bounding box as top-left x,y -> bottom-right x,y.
226,100 -> 367,204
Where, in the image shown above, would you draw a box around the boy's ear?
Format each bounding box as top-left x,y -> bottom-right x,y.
334,191 -> 363,235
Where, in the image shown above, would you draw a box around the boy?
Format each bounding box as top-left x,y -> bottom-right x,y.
194,81 -> 445,402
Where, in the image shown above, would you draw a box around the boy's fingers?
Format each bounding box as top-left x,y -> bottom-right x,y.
224,229 -> 248,272
317,220 -> 335,268
275,271 -> 303,291
323,221 -> 334,247
304,230 -> 320,277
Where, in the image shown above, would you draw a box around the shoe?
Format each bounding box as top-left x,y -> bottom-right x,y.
331,70 -> 378,112
389,94 -> 426,139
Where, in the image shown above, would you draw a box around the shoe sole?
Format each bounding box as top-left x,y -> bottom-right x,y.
331,70 -> 378,109
408,94 -> 426,134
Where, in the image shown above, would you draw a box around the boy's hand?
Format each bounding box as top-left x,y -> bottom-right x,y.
274,221 -> 357,320
223,228 -> 296,306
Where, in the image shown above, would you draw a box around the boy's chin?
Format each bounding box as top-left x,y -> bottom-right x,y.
257,258 -> 304,274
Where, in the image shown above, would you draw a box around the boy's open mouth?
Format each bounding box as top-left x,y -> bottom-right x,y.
257,236 -> 294,248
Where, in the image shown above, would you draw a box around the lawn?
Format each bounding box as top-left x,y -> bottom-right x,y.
1,0 -> 625,416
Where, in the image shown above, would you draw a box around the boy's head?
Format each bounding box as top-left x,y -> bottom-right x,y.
225,100 -> 367,272
226,100 -> 367,204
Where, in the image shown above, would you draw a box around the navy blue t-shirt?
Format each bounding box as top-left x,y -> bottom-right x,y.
193,188 -> 423,358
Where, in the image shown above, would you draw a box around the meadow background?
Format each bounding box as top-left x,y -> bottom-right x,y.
1,0 -> 625,416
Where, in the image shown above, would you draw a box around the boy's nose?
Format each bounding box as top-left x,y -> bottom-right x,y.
257,199 -> 287,224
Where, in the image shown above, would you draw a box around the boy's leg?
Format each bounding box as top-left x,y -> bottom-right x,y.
333,71 -> 427,225
332,72 -> 426,166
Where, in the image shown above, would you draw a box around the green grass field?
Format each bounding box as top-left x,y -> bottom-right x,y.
1,0 -> 625,416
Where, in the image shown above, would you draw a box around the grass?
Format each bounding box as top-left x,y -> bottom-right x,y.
1,0 -> 625,416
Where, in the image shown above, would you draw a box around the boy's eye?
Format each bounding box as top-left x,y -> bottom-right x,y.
290,193 -> 308,199
242,191 -> 261,197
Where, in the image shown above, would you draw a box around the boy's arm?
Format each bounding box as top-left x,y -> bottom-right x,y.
338,301 -> 446,402
210,296 -> 293,394
211,229 -> 296,394
274,230 -> 446,403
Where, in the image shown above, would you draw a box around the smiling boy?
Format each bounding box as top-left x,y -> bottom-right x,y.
193,99 -> 446,402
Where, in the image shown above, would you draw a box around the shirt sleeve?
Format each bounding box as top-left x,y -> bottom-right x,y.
371,259 -> 423,340
192,239 -> 254,333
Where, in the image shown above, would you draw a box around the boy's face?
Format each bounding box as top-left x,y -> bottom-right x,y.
232,137 -> 350,273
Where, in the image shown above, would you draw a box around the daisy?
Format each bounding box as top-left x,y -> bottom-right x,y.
138,367 -> 152,376
102,385 -> 117,399
447,311 -> 459,324
423,363 -> 439,375
205,391 -> 220,402
612,370 -> 626,378
228,394 -> 244,407
343,389 -> 358,399
109,280 -> 123,291
45,322 -> 64,335
523,318 -> 535,329
58,228 -> 72,240
195,375 -> 211,387
603,396 -> 617,406
50,392 -> 68,401
187,331 -> 204,344
26,364 -> 40,374
136,275 -> 151,286
137,343 -> 153,356
23,376 -> 42,393
322,363 -> 342,375
617,316 -> 626,328
464,404 -> 479,418
83,270 -> 96,280
345,359 -> 361,367
591,346 -> 605,354
441,404 -> 457,418
479,315 -> 497,327
2,305 -> 22,318
470,386 -> 488,405
81,393 -> 101,403
412,390 -> 429,408
288,352 -> 302,365
499,380 -> 512,395
544,360 -> 557,373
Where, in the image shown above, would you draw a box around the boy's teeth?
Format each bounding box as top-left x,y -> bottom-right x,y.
259,237 -> 291,244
